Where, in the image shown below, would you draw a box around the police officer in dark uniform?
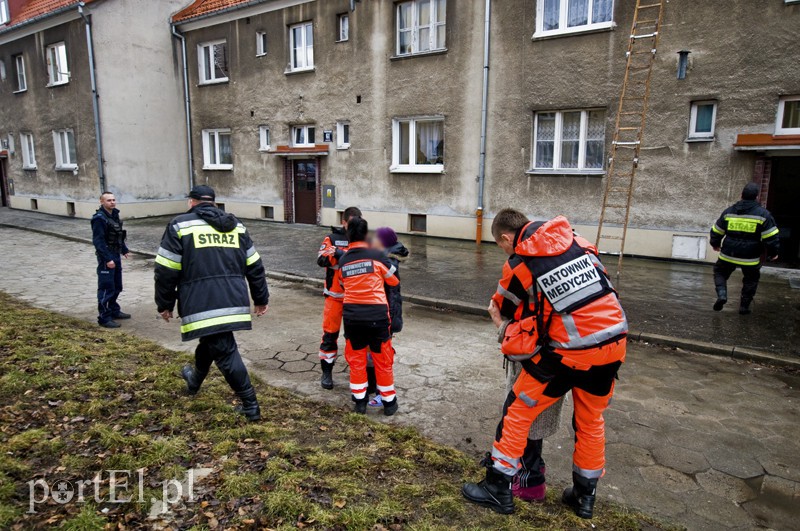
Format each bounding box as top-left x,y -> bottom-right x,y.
91,191 -> 130,328
154,185 -> 269,421
710,182 -> 780,314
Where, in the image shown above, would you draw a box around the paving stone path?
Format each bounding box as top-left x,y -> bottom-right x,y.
0,226 -> 797,530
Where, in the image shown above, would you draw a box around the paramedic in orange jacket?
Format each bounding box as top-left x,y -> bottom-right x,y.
316,206 -> 362,390
463,209 -> 627,518
338,216 -> 400,416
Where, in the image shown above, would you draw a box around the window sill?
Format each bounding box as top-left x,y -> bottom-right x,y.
685,137 -> 714,143
532,22 -> 615,41
46,81 -> 70,88
202,165 -> 233,171
22,166 -> 37,171
775,130 -> 800,136
390,48 -> 448,61
390,165 -> 444,174
199,78 -> 229,86
256,53 -> 267,57
526,169 -> 605,176
258,147 -> 271,153
335,39 -> 349,44
13,89 -> 27,94
336,145 -> 350,150
55,165 -> 77,172
284,67 -> 315,76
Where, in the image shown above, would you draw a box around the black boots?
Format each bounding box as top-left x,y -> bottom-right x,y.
181,365 -> 206,395
320,361 -> 334,390
562,472 -> 598,519
234,386 -> 261,422
462,454 -> 515,514
739,298 -> 752,315
383,398 -> 398,417
713,288 -> 727,311
353,396 -> 368,414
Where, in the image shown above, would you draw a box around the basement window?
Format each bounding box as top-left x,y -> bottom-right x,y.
66,202 -> 76,217
261,206 -> 274,219
409,214 -> 427,233
30,198 -> 38,210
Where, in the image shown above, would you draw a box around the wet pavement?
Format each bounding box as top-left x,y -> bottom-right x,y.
1,207 -> 798,357
0,225 -> 798,530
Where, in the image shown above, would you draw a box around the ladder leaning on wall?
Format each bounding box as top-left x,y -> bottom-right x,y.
596,0 -> 665,275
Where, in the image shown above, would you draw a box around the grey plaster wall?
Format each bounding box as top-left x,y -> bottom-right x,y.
488,0 -> 800,232
91,0 -> 190,202
184,0 -> 484,215
0,18 -> 100,200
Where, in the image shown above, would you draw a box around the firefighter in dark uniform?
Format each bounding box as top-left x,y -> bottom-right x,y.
91,191 -> 130,328
710,182 -> 780,314
154,185 -> 269,421
316,206 -> 362,390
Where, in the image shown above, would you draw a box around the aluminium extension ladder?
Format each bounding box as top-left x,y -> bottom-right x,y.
595,0 -> 665,275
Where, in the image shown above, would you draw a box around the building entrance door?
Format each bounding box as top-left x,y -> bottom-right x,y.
767,156 -> 800,266
294,159 -> 318,225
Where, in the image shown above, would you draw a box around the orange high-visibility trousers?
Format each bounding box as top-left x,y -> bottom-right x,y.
492,342 -> 623,480
344,322 -> 395,402
319,296 -> 344,362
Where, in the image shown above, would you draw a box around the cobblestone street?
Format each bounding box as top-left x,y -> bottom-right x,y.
0,226 -> 798,529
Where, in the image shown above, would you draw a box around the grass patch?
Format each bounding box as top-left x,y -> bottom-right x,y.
0,292 -> 673,529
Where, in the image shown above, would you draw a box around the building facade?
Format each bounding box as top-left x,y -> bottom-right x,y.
0,0 -> 189,218
172,0 -> 800,263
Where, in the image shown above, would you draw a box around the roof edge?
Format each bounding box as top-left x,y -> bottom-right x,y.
172,0 -> 270,25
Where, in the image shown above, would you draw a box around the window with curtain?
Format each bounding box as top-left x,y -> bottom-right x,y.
532,109 -> 606,172
688,101 -> 717,139
536,0 -> 614,37
396,0 -> 446,56
392,117 -> 444,173
202,129 -> 233,169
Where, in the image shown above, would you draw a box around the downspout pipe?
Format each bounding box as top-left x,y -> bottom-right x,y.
171,25 -> 194,190
476,0 -> 491,244
78,2 -> 105,193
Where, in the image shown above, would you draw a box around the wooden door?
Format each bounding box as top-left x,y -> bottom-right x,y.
294,159 -> 317,224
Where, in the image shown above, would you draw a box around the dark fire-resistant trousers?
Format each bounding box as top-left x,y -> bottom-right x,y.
195,331 -> 252,394
97,256 -> 122,324
713,259 -> 760,303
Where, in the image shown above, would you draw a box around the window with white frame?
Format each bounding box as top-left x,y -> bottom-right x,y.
202,129 -> 233,169
20,133 -> 36,169
0,0 -> 9,25
396,0 -> 446,56
53,129 -> 77,170
337,14 -> 349,41
198,40 -> 228,84
289,22 -> 314,71
535,0 -> 614,38
259,125 -> 270,151
46,42 -> 69,86
391,117 -> 444,173
13,54 -> 26,92
532,109 -> 605,172
256,32 -> 267,56
688,101 -> 717,140
337,121 -> 350,149
292,125 -> 316,147
776,96 -> 800,135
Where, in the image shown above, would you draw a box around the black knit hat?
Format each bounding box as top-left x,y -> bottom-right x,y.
187,185 -> 216,201
741,182 -> 759,201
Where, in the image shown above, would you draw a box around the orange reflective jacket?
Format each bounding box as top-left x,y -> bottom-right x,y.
495,217 -> 627,368
339,242 -> 400,322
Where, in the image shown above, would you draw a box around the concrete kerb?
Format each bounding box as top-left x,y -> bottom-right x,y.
3,222 -> 798,370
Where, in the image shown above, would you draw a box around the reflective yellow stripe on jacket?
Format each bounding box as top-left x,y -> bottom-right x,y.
179,306 -> 252,334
